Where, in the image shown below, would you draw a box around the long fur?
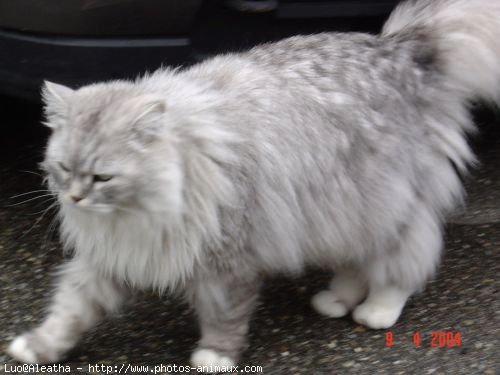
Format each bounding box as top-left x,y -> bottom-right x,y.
8,0 -> 500,366
384,0 -> 500,102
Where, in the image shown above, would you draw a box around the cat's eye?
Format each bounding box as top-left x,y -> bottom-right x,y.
58,162 -> 69,172
93,174 -> 113,183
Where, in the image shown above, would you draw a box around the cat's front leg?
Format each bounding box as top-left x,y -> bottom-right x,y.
7,258 -> 128,364
187,274 -> 262,370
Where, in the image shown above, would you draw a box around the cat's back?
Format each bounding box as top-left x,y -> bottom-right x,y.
186,30 -> 440,126
179,31 -> 450,183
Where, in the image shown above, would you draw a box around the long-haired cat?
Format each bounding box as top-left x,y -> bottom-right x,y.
7,0 -> 500,368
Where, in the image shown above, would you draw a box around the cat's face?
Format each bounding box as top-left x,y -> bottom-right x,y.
42,81 -> 183,215
44,132 -> 141,214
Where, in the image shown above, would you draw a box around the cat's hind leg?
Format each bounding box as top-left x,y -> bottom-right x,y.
352,284 -> 413,329
353,206 -> 442,329
7,258 -> 128,363
311,268 -> 367,318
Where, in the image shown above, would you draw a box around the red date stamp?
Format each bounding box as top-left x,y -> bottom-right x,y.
385,331 -> 461,347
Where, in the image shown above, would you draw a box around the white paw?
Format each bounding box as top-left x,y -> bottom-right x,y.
352,302 -> 402,329
7,336 -> 39,363
190,349 -> 235,372
311,290 -> 349,318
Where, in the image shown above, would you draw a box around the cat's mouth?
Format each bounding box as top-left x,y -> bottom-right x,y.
61,193 -> 113,214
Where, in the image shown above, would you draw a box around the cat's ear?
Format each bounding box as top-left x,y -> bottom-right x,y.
41,81 -> 74,128
130,96 -> 167,142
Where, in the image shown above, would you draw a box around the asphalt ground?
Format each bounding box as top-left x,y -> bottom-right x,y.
0,97 -> 498,375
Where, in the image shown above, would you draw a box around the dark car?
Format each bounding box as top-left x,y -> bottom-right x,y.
0,0 -> 399,100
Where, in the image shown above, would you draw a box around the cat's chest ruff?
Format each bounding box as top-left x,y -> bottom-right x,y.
60,209 -> 199,291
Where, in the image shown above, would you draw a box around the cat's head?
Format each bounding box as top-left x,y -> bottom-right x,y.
41,81 -> 184,215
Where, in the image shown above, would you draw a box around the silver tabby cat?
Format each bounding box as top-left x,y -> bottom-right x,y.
8,0 -> 500,368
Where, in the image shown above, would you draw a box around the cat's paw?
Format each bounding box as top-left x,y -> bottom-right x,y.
190,349 -> 235,372
311,290 -> 349,318
352,302 -> 402,329
7,336 -> 39,363
7,333 -> 61,364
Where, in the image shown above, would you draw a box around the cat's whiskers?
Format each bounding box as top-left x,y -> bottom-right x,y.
113,204 -> 179,217
20,200 -> 59,239
27,199 -> 59,216
6,193 -> 58,207
9,189 -> 53,199
42,205 -> 62,251
113,205 -> 144,217
19,169 -> 46,179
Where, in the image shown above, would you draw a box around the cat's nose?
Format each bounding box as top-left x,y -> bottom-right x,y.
69,194 -> 83,203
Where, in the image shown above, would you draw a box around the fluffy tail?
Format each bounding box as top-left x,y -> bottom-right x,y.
383,0 -> 500,103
